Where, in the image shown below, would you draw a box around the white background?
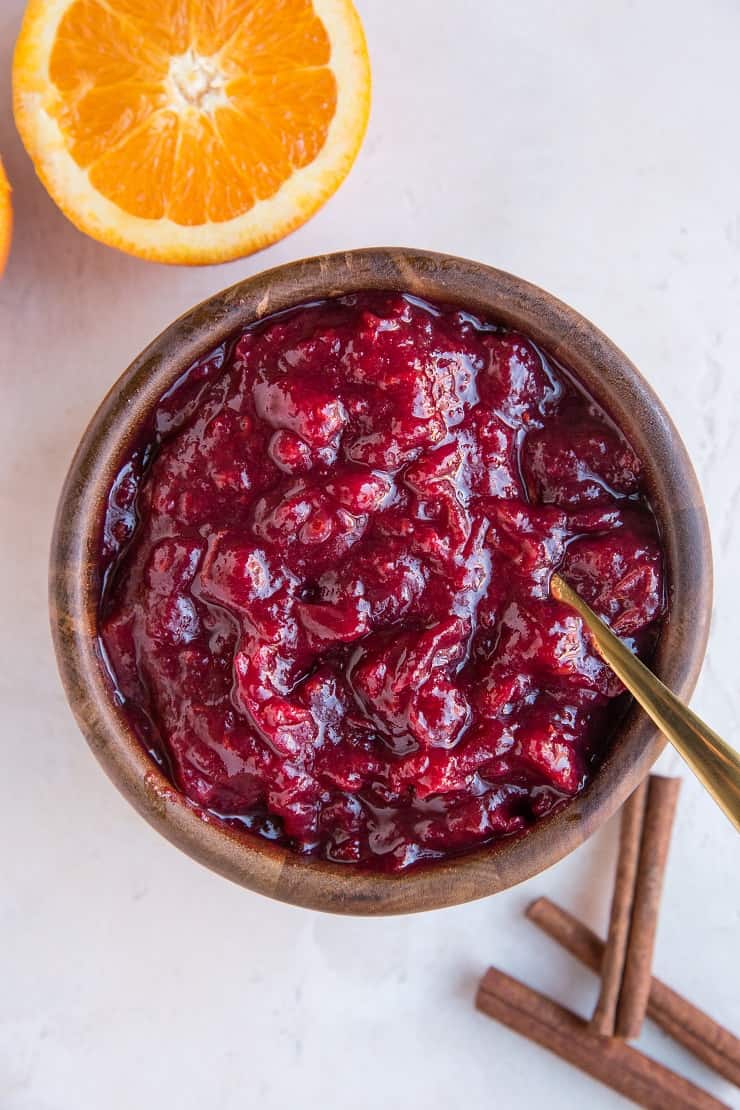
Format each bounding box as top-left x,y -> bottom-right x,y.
1,1 -> 738,1107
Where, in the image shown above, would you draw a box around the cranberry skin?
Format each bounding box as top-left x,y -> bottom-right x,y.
268,430 -> 314,474
522,422 -> 641,506
560,530 -> 663,635
350,618 -> 471,753
407,675 -> 470,748
314,736 -> 384,793
233,648 -> 319,758
101,610 -> 138,698
488,500 -> 569,597
100,292 -> 666,871
403,442 -> 462,493
200,534 -> 283,610
251,479 -> 370,572
495,598 -> 618,698
253,377 -> 347,447
296,597 -> 370,651
319,539 -> 427,628
514,698 -> 587,795
320,795 -> 368,862
144,538 -> 202,597
462,409 -> 521,498
478,333 -> 558,426
325,470 -> 393,513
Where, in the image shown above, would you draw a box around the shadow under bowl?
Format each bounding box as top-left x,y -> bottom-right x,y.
49,247 -> 712,915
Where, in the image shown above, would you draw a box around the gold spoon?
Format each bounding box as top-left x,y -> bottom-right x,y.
550,573 -> 740,832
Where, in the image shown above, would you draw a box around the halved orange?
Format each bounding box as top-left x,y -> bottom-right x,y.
0,158 -> 11,274
13,0 -> 370,264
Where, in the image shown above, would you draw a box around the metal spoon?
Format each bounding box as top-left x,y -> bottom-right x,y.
550,572 -> 740,831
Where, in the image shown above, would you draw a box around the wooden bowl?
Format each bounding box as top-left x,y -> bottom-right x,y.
50,248 -> 712,915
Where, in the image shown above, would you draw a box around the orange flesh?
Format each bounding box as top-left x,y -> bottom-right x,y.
49,0 -> 337,225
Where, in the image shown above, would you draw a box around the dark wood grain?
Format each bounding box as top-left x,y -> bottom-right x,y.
49,248 -> 713,915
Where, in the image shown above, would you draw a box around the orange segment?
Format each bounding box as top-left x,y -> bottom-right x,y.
189,0 -> 274,57
13,0 -> 370,264
167,112 -> 257,225
56,82 -> 168,167
217,0 -> 333,76
227,68 -> 337,166
89,110 -> 179,220
111,0 -> 190,54
214,105 -> 292,209
49,1 -> 170,91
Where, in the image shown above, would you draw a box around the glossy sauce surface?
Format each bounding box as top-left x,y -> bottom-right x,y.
100,294 -> 665,870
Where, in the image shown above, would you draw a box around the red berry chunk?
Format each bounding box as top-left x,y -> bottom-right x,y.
100,293 -> 665,870
522,422 -> 641,506
268,430 -> 314,474
253,377 -> 347,447
560,530 -> 663,635
478,333 -> 558,426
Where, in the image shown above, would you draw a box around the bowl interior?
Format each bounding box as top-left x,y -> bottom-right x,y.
49,248 -> 712,914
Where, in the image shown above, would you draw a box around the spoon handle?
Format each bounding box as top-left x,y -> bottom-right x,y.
551,573 -> 740,832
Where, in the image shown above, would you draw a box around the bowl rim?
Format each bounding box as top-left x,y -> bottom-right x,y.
49,247 -> 713,915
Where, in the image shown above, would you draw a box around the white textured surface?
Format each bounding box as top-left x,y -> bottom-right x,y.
1,1 -> 738,1107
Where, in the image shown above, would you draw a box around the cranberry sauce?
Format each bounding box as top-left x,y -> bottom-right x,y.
100,293 -> 665,870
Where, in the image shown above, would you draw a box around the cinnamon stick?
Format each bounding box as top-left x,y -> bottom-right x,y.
591,777 -> 649,1036
617,775 -> 681,1039
476,967 -> 730,1110
527,897 -> 740,1088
